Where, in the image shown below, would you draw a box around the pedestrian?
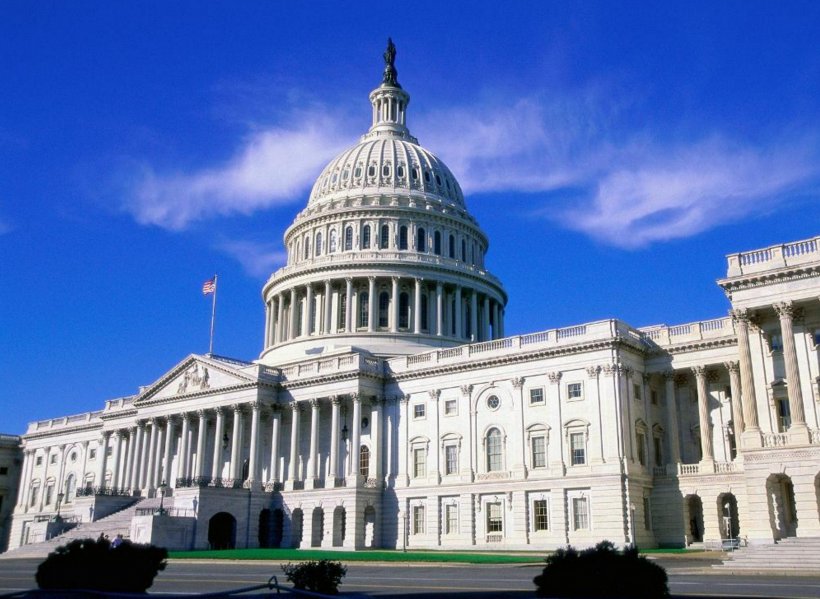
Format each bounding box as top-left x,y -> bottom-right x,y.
111,534 -> 124,548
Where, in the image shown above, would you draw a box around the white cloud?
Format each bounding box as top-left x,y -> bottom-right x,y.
217,239 -> 287,278
125,113 -> 352,230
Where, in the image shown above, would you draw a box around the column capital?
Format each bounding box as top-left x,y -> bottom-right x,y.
289,400 -> 301,412
460,384 -> 473,397
773,300 -> 795,319
723,361 -> 739,373
180,412 -> 191,423
399,393 -> 411,405
511,377 -> 525,389
691,365 -> 707,379
586,366 -> 600,379
730,307 -> 751,324
214,406 -> 225,416
196,409 -> 208,419
309,398 -> 320,408
248,400 -> 262,411
663,370 -> 676,381
330,395 -> 341,406
232,403 -> 244,414
428,389 -> 441,401
548,371 -> 562,384
350,392 -> 362,404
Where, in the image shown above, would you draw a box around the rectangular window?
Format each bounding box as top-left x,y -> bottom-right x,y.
653,436 -> 663,465
50,454 -> 57,464
45,484 -> 54,505
633,383 -> 642,402
570,432 -> 586,465
29,487 -> 38,507
529,388 -> 544,404
650,389 -> 659,405
487,502 -> 503,533
572,497 -> 590,530
444,399 -> 458,416
413,404 -> 426,419
445,445 -> 459,475
533,499 -> 549,531
445,504 -> 458,534
106,447 -> 113,457
636,432 -> 646,466
413,505 -> 425,534
643,496 -> 652,530
567,382 -> 583,400
413,448 -> 427,478
531,436 -> 546,469
359,292 -> 369,328
89,449 -> 96,460
769,333 -> 783,352
35,456 -> 43,466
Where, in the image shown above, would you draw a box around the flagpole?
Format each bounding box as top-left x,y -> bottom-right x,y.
208,274 -> 218,355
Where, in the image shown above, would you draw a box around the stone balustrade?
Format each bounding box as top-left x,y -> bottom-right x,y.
639,316 -> 735,347
726,235 -> 820,277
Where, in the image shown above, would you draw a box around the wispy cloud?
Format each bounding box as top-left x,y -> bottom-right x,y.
124,111 -> 352,230
217,239 -> 287,278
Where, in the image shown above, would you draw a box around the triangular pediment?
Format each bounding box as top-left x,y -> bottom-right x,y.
135,354 -> 261,404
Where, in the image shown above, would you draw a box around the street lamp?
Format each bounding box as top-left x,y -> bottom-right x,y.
158,481 -> 167,515
724,502 -> 733,549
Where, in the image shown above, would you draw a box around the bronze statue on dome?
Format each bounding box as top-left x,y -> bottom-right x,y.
382,37 -> 400,87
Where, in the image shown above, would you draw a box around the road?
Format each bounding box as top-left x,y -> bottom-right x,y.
1,557 -> 819,597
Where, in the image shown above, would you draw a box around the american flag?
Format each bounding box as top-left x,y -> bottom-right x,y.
202,277 -> 216,295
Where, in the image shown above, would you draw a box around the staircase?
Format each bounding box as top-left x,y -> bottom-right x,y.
713,537 -> 820,574
1,496 -> 172,560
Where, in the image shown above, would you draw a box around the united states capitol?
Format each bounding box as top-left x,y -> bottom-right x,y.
4,43 -> 820,557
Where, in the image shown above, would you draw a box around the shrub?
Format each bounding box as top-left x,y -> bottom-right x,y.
282,560 -> 347,595
533,540 -> 669,598
36,537 -> 168,593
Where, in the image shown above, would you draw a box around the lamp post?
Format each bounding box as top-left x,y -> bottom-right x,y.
55,492 -> 64,521
158,481 -> 167,515
724,501 -> 733,549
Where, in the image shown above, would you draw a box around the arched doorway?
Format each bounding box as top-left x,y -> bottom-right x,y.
290,509 -> 303,548
767,473 -> 797,539
208,512 -> 237,549
271,508 -> 284,548
685,495 -> 704,544
717,493 -> 740,540
258,509 -> 271,548
64,474 -> 76,503
311,507 -> 324,547
332,506 -> 346,547
364,506 -> 376,548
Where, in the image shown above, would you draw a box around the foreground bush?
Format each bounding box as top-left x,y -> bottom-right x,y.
36,537 -> 167,593
282,560 -> 347,595
533,540 -> 669,598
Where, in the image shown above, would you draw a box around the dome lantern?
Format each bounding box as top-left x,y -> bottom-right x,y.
365,39 -> 416,143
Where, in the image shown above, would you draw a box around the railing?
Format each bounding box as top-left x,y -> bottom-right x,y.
726,235 -> 820,277
475,471 -> 511,481
653,465 -> 669,477
763,432 -> 790,447
75,486 -> 133,497
135,507 -> 195,518
486,533 -> 503,543
678,464 -> 700,475
277,353 -> 383,382
639,316 -> 735,347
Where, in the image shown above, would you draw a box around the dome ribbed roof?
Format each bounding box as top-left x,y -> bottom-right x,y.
307,137 -> 465,208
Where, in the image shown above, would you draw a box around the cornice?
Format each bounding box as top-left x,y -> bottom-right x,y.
280,369 -> 385,390
645,336 -> 738,356
136,381 -> 264,409
718,263 -> 820,295
23,421 -> 102,441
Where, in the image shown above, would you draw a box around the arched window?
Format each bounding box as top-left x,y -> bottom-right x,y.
359,446 -> 370,478
380,224 -> 390,249
461,239 -> 466,262
449,234 -> 455,258
337,293 -> 347,330
65,473 -> 76,502
417,228 -> 426,252
304,234 -> 311,260
344,227 -> 353,251
359,291 -> 369,328
315,232 -> 323,257
486,428 -> 503,472
420,294 -> 428,331
399,292 -> 410,329
434,231 -> 441,255
378,291 -> 390,328
329,229 -> 338,253
399,225 -> 408,250
362,224 -> 371,249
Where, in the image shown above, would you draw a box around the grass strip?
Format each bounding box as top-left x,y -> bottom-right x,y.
168,548 -> 542,564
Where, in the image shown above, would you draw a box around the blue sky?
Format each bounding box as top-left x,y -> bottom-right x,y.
2,2 -> 819,434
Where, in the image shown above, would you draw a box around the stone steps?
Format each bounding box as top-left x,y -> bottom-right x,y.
713,537 -> 820,574
0,497 -> 172,560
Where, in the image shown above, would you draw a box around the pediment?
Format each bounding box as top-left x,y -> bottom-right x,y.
136,354 -> 259,404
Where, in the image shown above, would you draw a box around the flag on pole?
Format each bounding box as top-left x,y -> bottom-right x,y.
202,277 -> 216,295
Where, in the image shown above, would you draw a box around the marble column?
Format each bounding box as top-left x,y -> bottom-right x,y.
664,372 -> 681,464
264,300 -> 272,347
152,422 -> 165,490
161,417 -> 175,486
368,277 -> 376,332
16,450 -> 32,506
96,431 -> 110,490
774,301 -> 809,440
289,288 -> 298,340
435,282 -> 443,336
178,413 -> 191,482
109,432 -> 122,490
470,291 -> 478,342
145,420 -> 159,490
269,406 -> 281,483
307,399 -> 320,483
454,286 -> 462,339
482,296 -> 491,342
345,278 -> 353,332
328,397 -> 341,481
275,294 -> 285,344
324,280 -> 333,334
692,366 -> 714,463
725,361 -> 744,439
211,407 -> 225,481
372,397 -> 384,482
195,410 -> 208,479
731,309 -> 761,447
132,422 -> 145,490
229,405 -> 243,482
348,394 -> 363,485
287,401 -> 301,483
414,278 -> 422,334
247,401 -> 260,486
391,277 -> 399,332
123,426 -> 137,490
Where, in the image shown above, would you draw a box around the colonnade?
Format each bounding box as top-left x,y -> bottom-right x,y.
264,276 -> 504,347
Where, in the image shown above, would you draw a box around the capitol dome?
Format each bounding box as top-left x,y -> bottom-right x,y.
259,40 -> 507,362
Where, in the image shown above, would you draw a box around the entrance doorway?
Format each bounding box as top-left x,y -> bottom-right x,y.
311,507 -> 324,547
290,509 -> 303,548
208,512 -> 237,549
685,495 -> 704,544
767,473 -> 797,539
717,493 -> 740,539
332,506 -> 346,547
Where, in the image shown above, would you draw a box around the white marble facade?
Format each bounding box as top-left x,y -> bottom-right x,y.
7,45 -> 820,552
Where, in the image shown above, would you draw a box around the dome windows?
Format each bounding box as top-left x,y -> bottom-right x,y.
412,168 -> 419,181
362,224 -> 372,249
435,174 -> 442,186
397,165 -> 406,179
382,164 -> 391,177
399,225 -> 409,250
434,231 -> 442,255
344,226 -> 353,251
417,227 -> 426,252
424,170 -> 431,183
380,224 -> 390,249
355,165 -> 362,178
368,165 -> 376,178
329,229 -> 338,253
315,232 -> 323,257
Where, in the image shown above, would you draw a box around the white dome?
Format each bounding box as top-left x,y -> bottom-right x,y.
308,137 -> 466,208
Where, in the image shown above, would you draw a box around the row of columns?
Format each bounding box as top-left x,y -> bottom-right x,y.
264,278 -> 504,347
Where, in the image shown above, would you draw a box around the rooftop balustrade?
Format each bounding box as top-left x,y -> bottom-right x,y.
725,235 -> 820,277
639,316 -> 735,347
